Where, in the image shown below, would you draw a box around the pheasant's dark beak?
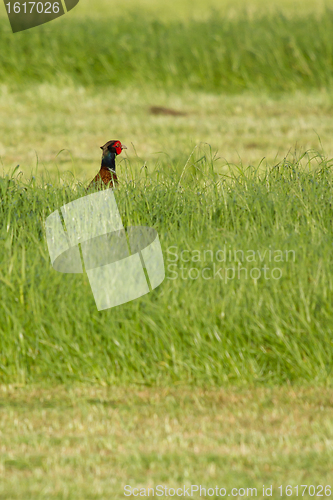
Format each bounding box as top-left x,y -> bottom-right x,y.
121,144 -> 127,150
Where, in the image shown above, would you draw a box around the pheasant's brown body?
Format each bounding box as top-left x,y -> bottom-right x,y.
88,140 -> 126,191
88,168 -> 118,190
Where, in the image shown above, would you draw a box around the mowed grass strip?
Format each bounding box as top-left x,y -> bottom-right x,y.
3,85 -> 333,176
1,11 -> 333,91
0,385 -> 332,499
0,151 -> 333,385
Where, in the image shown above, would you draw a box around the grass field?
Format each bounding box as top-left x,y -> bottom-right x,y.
1,0 -> 333,497
0,385 -> 332,500
3,85 -> 333,179
2,0 -> 333,175
2,11 -> 333,91
1,154 -> 333,385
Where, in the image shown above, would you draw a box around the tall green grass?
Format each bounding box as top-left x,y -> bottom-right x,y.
1,10 -> 333,91
0,150 -> 333,385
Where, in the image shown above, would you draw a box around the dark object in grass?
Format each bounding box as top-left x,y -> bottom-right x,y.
149,106 -> 187,116
87,140 -> 127,190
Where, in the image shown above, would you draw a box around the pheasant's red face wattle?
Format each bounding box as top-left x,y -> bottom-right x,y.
113,141 -> 122,155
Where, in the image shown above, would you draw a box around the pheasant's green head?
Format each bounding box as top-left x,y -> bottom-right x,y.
100,140 -> 127,157
100,140 -> 127,170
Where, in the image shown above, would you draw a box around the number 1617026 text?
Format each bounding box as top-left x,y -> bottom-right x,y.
5,2 -> 60,14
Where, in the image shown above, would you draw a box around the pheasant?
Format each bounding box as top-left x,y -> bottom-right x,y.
88,140 -> 127,190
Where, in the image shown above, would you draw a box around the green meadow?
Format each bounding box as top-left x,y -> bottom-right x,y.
2,10 -> 333,91
1,0 -> 333,498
